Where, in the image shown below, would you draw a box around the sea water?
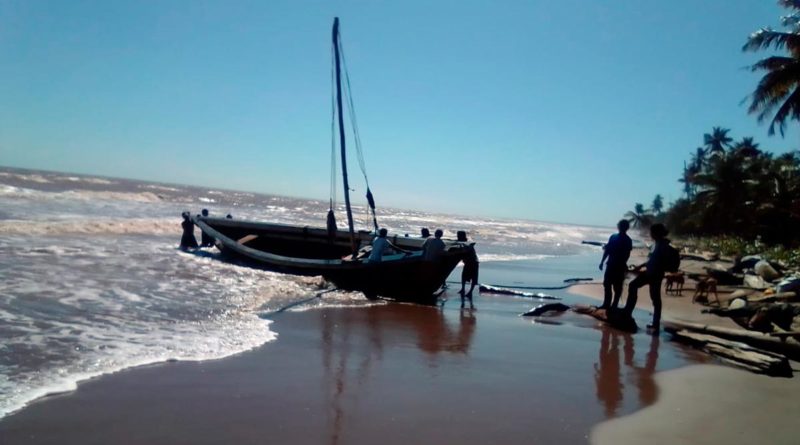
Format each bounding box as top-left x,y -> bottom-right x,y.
0,167 -> 613,419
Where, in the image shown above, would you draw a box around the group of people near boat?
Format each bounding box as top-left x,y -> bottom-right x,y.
369,227 -> 479,308
598,220 -> 677,332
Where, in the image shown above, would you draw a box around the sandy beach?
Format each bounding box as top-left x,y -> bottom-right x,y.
1,290 -> 714,445
569,248 -> 800,445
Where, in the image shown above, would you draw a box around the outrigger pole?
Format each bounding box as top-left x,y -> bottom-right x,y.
333,17 -> 357,253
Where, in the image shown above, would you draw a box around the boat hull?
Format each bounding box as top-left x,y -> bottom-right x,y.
194,217 -> 469,304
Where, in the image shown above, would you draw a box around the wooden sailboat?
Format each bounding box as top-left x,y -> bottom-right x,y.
194,18 -> 472,304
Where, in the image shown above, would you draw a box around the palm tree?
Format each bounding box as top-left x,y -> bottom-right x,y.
743,0 -> 800,136
679,161 -> 695,198
651,194 -> 664,214
703,127 -> 733,155
733,137 -> 761,157
625,203 -> 652,229
693,153 -> 752,234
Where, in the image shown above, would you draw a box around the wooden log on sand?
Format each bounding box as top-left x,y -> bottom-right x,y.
747,291 -> 798,304
572,305 -> 638,333
668,330 -> 792,377
664,320 -> 800,362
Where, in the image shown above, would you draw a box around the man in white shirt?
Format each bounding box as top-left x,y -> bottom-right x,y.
422,229 -> 446,261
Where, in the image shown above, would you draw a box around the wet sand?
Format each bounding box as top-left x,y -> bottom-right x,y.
0,294 -> 708,445
568,253 -> 800,445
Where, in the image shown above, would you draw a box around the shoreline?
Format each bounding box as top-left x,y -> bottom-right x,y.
0,294 -> 710,444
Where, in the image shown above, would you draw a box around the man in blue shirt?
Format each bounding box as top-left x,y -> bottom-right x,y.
598,220 -> 632,310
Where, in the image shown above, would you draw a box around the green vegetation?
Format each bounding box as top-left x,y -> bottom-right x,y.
743,0 -> 800,136
624,3 -> 800,265
635,127 -> 800,250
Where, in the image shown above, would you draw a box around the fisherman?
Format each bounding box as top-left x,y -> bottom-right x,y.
179,212 -> 199,250
422,229 -> 446,261
623,223 -> 672,332
598,219 -> 633,310
457,230 -> 479,308
368,228 -> 409,262
421,227 -> 431,238
199,209 -> 214,247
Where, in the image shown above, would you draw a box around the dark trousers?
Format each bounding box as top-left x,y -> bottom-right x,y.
624,272 -> 663,326
602,264 -> 626,308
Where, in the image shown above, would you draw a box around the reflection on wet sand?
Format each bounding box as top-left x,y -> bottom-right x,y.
595,329 -> 660,418
320,304 -> 478,445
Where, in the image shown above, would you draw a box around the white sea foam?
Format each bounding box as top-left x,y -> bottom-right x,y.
0,172 -> 51,183
0,167 -> 613,422
477,253 -> 553,263
0,218 -> 179,236
0,236 -> 321,419
0,185 -> 163,203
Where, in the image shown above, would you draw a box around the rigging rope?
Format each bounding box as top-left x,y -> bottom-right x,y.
338,38 -> 379,231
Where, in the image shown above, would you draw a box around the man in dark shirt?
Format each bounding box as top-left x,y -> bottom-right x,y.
457,231 -> 479,308
624,223 -> 671,332
599,219 -> 633,309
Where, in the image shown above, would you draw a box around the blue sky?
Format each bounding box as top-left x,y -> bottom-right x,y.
1,0 -> 797,226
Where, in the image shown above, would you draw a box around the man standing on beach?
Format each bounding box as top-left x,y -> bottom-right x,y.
457,230 -> 479,308
598,220 -> 632,310
624,223 -> 672,332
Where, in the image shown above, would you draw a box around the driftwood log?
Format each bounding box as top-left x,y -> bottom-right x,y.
747,291 -> 798,304
667,329 -> 792,377
664,320 -> 800,362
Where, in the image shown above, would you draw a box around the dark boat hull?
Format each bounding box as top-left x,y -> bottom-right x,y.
194,217 -> 469,304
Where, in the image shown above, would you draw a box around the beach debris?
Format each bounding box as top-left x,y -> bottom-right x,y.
704,268 -> 743,286
563,277 -> 593,283
521,303 -> 570,317
667,329 -> 792,377
776,276 -> 800,294
729,289 -> 755,300
754,260 -> 781,281
746,291 -> 797,304
728,298 -> 747,310
572,305 -> 638,333
663,320 -> 800,362
744,274 -> 770,290
478,284 -> 560,300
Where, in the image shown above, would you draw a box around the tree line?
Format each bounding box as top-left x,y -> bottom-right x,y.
626,2 -> 800,249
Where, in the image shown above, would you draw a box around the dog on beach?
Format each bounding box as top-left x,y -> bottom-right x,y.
692,277 -> 719,305
664,271 -> 684,296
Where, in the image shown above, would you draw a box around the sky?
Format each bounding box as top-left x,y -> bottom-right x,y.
1,0 -> 798,226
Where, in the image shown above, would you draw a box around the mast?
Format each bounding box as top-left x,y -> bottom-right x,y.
333,17 -> 357,252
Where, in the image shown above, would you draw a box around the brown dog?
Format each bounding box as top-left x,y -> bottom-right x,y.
665,271 -> 685,296
692,277 -> 719,305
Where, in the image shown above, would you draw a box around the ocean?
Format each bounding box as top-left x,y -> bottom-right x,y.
0,166 -> 613,419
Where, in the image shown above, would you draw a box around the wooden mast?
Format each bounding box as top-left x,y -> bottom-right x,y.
333,17 -> 357,253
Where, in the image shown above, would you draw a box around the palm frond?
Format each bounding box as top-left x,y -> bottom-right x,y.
767,86 -> 800,135
778,1 -> 800,11
743,28 -> 800,53
747,62 -> 800,118
750,55 -> 797,71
